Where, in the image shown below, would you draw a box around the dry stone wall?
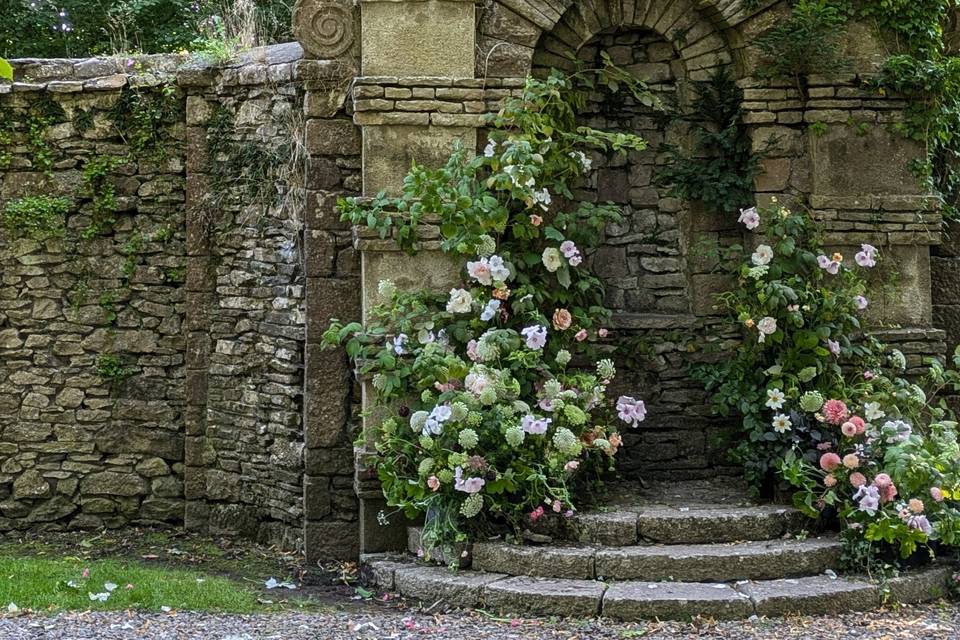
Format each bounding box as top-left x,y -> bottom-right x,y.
0,44 -> 362,557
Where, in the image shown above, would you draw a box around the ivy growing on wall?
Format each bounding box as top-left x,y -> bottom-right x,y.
654,67 -> 769,215
755,0 -> 960,216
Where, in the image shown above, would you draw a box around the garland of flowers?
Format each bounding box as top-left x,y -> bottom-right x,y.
324,65 -> 654,559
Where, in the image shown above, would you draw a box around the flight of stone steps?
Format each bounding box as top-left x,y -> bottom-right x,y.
360,480 -> 952,619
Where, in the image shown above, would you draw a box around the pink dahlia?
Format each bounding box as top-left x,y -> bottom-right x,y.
873,473 -> 892,488
824,474 -> 837,487
819,452 -> 842,472
849,416 -> 866,435
822,399 -> 849,425
841,422 -> 857,438
842,453 -> 860,469
849,472 -> 867,487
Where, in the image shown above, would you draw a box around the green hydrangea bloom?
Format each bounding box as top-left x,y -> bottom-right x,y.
555,349 -> 571,367
505,425 -> 525,447
479,387 -> 497,406
596,358 -> 616,380
460,493 -> 483,518
543,379 -> 562,398
418,434 -> 434,449
476,235 -> 497,258
437,469 -> 454,484
799,391 -> 824,413
450,401 -> 469,421
418,458 -> 435,476
563,404 -> 587,426
466,411 -> 483,427
458,428 -> 479,449
552,427 -> 581,456
420,389 -> 434,404
476,341 -> 499,361
449,452 -> 468,468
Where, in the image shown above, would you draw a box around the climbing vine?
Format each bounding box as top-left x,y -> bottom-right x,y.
756,0 -> 960,216
2,195 -> 70,241
654,67 -> 769,215
110,84 -> 182,157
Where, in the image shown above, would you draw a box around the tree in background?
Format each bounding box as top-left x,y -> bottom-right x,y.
1,0 -> 292,59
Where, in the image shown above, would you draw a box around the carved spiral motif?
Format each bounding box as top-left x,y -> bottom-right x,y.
294,1 -> 354,59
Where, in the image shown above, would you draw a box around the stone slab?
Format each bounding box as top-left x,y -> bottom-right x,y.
595,537 -> 842,582
472,542 -> 596,579
361,0 -> 475,76
483,576 -> 606,617
362,124 -> 476,196
603,581 -> 754,621
573,511 -> 638,546
393,565 -> 506,608
738,574 -> 876,617
636,506 -> 800,544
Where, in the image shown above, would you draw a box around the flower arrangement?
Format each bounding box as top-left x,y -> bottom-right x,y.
693,201 -> 877,489
700,201 -> 960,569
323,64 -> 654,559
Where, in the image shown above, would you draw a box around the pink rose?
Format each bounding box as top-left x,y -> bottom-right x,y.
575,329 -> 588,342
849,416 -> 866,435
598,328 -> 608,338
427,476 -> 440,491
529,214 -> 543,227
930,487 -> 944,502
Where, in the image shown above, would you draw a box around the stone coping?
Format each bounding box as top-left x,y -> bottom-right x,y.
0,42 -> 306,93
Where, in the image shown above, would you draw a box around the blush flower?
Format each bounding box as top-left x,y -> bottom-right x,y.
819,452 -> 842,471
616,396 -> 647,427
575,329 -> 588,342
552,308 -> 572,331
854,295 -> 869,310
824,474 -> 837,487
822,399 -> 849,425
738,206 -> 760,230
842,453 -> 860,469
529,214 -> 543,226
521,325 -> 548,350
841,421 -> 857,438
855,244 -> 877,268
427,475 -> 440,491
446,288 -> 473,313
849,472 -> 867,487
559,240 -> 578,258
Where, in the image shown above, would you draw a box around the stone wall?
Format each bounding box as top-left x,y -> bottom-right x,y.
0,44 -> 362,557
0,57 -> 188,530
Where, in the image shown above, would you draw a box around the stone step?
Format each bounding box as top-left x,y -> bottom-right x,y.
471,536 -> 842,581
545,504 -> 806,546
361,556 -> 952,620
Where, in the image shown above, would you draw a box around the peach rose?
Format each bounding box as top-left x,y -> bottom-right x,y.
552,308 -> 572,331
529,214 -> 543,226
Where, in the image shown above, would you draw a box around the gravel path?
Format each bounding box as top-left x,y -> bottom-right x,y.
1,602 -> 959,640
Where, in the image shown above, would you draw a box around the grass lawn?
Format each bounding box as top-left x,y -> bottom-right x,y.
0,556 -> 261,614
0,529 -> 368,615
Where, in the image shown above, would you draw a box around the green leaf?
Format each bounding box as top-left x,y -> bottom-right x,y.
0,58 -> 12,82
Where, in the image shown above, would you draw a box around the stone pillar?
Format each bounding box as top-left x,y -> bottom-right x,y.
352,0 -> 478,554
293,0 -> 366,563
182,92 -> 215,532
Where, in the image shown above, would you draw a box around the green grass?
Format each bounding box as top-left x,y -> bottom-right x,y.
0,556 -> 261,614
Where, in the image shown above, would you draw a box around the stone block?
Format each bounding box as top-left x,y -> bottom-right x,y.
306,276 -> 361,343
393,565 -> 502,607
81,472 -> 147,497
360,249 -> 461,322
484,576 -> 604,617
473,542 -> 595,579
740,575 -> 875,617
361,0 -> 474,77
362,124 -> 476,196
603,581 -> 753,620
811,125 -> 925,196
95,426 -> 183,461
304,475 -> 332,520
306,118 -> 361,156
305,520 -> 360,562
359,495 -> 410,554
304,344 -> 351,448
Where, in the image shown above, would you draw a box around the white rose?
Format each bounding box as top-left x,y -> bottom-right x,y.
446,288 -> 473,314
751,244 -> 773,266
542,247 -> 563,272
757,316 -> 777,343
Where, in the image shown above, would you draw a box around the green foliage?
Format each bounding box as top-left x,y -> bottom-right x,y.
121,232 -> 145,280
849,0 -> 955,57
0,0 -> 291,58
327,66 -> 653,554
654,67 -> 767,216
2,195 -> 71,241
754,0 -> 849,85
80,155 -> 124,239
96,353 -> 133,385
111,84 -> 181,157
23,95 -> 66,174
691,202 -> 876,489
0,57 -> 11,81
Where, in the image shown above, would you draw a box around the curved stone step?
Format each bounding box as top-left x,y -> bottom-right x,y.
472,536 -> 842,581
557,504 -> 805,546
361,556 -> 952,620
